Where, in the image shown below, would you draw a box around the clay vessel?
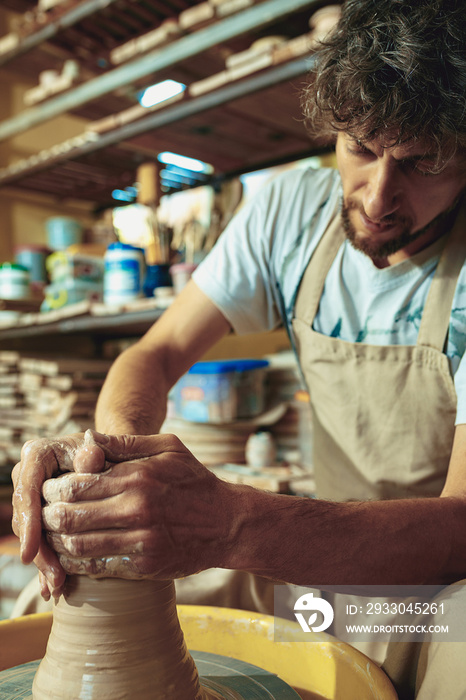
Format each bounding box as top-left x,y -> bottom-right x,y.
32,576 -> 218,699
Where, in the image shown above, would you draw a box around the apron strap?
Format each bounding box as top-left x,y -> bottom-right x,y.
294,212 -> 345,326
417,204 -> 466,351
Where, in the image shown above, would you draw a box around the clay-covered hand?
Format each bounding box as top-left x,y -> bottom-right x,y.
40,432 -> 243,581
12,430 -> 108,599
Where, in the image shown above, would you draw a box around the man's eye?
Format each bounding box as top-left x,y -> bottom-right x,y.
407,162 -> 439,177
414,167 -> 436,177
348,140 -> 371,155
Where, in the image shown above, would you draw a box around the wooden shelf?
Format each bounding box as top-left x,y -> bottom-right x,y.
0,0 -> 333,205
0,0 -> 124,68
0,302 -> 164,341
0,0 -> 319,142
0,54 -> 321,204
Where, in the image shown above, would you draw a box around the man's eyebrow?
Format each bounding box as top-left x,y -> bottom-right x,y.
394,153 -> 437,163
351,137 -> 439,164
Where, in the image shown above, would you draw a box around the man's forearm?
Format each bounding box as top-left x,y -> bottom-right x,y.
95,343 -> 170,435
224,488 -> 466,586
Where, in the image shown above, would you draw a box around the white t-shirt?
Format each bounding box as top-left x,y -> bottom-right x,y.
192,167 -> 466,424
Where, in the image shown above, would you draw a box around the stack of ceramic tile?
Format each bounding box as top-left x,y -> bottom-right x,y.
0,351 -> 111,478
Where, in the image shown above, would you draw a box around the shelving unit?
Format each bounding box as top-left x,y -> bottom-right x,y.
0,0 -> 335,205
0,0 -> 123,68
0,0 -> 319,139
0,1 -> 335,338
0,0 -> 325,493
0,55 -> 323,203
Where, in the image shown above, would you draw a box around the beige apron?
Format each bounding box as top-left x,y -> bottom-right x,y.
292,211 -> 465,501
291,206 -> 466,667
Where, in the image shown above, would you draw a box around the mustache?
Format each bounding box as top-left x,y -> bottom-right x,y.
344,198 -> 411,228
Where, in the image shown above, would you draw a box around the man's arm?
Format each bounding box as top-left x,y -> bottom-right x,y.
226,423 -> 466,585
227,491 -> 466,587
95,279 -> 232,435
38,426 -> 466,587
11,280 -> 231,595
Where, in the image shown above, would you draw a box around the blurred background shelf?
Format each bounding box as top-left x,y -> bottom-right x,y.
0,301 -> 164,341
0,0 -> 336,208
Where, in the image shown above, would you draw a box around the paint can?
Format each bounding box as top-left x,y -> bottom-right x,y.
103,242 -> 145,305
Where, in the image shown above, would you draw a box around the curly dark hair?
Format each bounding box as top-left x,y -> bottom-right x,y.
302,0 -> 466,167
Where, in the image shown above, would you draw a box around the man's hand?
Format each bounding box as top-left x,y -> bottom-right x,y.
20,432 -> 242,586
11,430 -> 108,599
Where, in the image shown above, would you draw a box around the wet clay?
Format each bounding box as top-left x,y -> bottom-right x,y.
32,575 -> 223,699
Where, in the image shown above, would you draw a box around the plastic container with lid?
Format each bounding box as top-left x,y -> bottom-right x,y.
103,242 -> 145,306
0,263 -> 30,299
173,358 -> 269,423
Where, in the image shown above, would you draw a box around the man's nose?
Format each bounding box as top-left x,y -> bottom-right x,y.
363,163 -> 402,221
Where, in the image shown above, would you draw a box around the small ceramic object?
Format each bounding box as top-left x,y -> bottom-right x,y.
245,431 -> 277,468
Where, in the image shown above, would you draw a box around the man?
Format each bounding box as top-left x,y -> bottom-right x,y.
11,0 -> 466,696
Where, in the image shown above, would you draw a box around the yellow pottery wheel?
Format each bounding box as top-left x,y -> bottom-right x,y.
0,605 -> 398,699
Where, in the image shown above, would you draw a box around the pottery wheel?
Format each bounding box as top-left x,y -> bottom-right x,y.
0,653 -> 301,699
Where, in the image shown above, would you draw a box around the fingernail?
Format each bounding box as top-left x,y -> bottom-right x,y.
86,430 -> 109,444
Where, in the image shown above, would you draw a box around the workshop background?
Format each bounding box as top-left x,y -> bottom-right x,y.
0,0 -> 342,619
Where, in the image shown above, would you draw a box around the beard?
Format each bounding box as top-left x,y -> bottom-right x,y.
341,197 -> 462,261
